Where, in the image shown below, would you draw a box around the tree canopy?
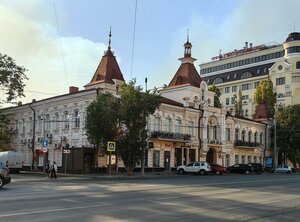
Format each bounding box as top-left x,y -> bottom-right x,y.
85,80 -> 161,175
276,104 -> 300,170
0,114 -> 11,151
253,77 -> 276,117
208,85 -> 222,108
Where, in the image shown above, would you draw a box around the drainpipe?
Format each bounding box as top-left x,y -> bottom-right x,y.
28,103 -> 36,170
198,105 -> 204,161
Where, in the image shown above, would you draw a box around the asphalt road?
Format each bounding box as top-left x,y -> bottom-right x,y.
1,173 -> 300,222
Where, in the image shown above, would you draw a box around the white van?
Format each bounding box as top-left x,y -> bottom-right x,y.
0,151 -> 23,172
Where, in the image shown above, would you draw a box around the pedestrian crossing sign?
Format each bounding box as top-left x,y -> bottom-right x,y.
107,141 -> 116,152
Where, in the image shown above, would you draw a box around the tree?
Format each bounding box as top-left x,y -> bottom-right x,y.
85,92 -> 120,152
0,53 -> 28,104
208,85 -> 222,108
0,113 -> 11,151
117,80 -> 160,175
85,80 -> 161,175
234,90 -> 243,117
276,105 -> 300,170
253,77 -> 276,117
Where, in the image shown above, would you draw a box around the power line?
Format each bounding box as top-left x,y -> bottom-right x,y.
130,0 -> 138,79
52,0 -> 69,85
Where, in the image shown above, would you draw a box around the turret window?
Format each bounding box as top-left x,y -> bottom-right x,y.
296,61 -> 300,69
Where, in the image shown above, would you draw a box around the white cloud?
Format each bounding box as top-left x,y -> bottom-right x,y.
0,1 -> 107,106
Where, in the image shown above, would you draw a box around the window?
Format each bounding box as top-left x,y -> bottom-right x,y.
64,112 -> 70,129
226,98 -> 229,105
207,125 -> 210,139
257,68 -> 260,74
297,61 -> 300,69
175,119 -> 182,133
254,132 -> 258,144
235,128 -> 239,142
242,95 -> 249,100
260,133 -> 263,144
213,77 -> 223,84
37,116 -> 42,132
247,156 -> 251,163
154,116 -> 161,131
287,46 -> 300,54
232,85 -> 237,92
225,87 -> 230,93
276,77 -> 285,85
22,119 -> 25,135
231,97 -> 235,104
240,71 -> 252,79
226,128 -> 231,141
241,130 -> 245,142
235,155 -> 239,164
245,109 -> 248,116
45,114 -> 50,131
74,110 -> 80,128
241,83 -> 251,91
234,73 -> 237,79
54,113 -> 59,130
29,117 -> 33,133
153,151 -> 160,167
188,121 -> 194,137
165,117 -> 172,132
241,155 -> 245,164
254,81 -> 260,88
248,131 -> 252,143
213,126 -> 217,140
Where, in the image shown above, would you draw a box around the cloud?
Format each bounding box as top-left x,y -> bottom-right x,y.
0,1 -> 107,106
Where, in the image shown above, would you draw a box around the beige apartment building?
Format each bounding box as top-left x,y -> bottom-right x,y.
200,32 -> 300,117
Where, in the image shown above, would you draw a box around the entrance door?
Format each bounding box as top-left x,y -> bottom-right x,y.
164,151 -> 170,171
206,148 -> 215,164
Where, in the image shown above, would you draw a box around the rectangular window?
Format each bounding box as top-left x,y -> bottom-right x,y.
45,114 -> 50,131
241,83 -> 251,91
231,97 -> 235,104
254,81 -> 260,88
74,110 -> 80,128
64,112 -> 70,129
154,117 -> 161,131
165,118 -> 172,132
153,151 -> 160,167
188,121 -> 194,137
175,119 -> 182,134
235,155 -> 239,164
232,85 -> 237,92
22,119 -> 25,135
276,77 -> 285,85
226,98 -> 230,105
55,113 -> 59,130
225,87 -> 230,94
242,95 -> 249,100
226,128 -> 231,141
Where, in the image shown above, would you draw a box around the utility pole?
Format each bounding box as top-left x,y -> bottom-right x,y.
274,105 -> 277,171
141,77 -> 148,177
28,103 -> 36,170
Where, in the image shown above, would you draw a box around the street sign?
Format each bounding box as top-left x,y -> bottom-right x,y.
107,141 -> 116,152
42,148 -> 48,153
42,139 -> 48,147
63,150 -> 71,154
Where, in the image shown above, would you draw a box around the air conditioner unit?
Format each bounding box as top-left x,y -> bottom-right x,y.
47,133 -> 52,139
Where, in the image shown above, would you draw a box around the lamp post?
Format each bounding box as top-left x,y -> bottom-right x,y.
273,103 -> 278,171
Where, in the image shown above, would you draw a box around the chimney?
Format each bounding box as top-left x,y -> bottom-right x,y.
32,99 -> 36,103
249,43 -> 253,49
17,101 -> 22,106
245,42 -> 248,49
69,86 -> 79,94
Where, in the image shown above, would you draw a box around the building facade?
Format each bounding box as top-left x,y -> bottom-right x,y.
200,32 -> 300,117
2,33 -> 269,173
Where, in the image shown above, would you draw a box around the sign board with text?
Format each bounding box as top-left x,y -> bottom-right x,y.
63,150 -> 71,154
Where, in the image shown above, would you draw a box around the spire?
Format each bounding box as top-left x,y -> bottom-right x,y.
108,26 -> 112,50
184,29 -> 192,57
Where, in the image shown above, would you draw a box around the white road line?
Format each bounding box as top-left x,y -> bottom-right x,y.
0,204 -> 112,218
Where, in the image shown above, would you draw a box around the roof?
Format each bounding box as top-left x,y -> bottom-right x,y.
286,32 -> 300,42
168,63 -> 202,88
160,96 -> 183,107
85,49 -> 124,87
253,102 -> 269,120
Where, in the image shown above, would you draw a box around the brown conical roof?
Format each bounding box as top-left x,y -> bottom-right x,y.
168,63 -> 202,87
253,102 -> 269,120
85,48 -> 124,87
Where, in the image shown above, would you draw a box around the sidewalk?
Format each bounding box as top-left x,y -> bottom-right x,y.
16,170 -> 179,181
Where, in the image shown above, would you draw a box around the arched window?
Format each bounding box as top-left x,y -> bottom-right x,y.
54,113 -> 59,130
74,110 -> 80,128
213,126 -> 217,140
248,131 -> 252,143
241,130 -> 245,142
213,77 -> 223,84
254,132 -> 258,144
297,61 -> 300,69
260,132 -> 263,144
235,128 -> 239,142
165,117 -> 172,132
64,112 -> 70,129
240,71 -> 252,79
245,109 -> 249,116
154,116 -> 161,131
175,118 -> 182,133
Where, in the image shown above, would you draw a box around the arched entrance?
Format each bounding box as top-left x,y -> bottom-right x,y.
206,148 -> 216,164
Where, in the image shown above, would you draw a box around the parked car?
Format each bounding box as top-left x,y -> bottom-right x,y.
275,165 -> 292,174
247,163 -> 264,174
227,164 -> 251,174
0,161 -> 11,189
210,163 -> 226,175
177,161 -> 211,175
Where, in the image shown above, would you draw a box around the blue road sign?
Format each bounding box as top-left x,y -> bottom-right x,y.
42,139 -> 48,147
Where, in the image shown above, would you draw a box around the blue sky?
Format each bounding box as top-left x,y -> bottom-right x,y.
0,0 -> 300,106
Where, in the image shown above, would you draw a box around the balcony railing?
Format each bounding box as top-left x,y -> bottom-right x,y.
150,131 -> 191,141
234,140 -> 261,147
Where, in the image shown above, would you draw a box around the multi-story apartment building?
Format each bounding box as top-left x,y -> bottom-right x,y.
2,33 -> 268,173
200,32 -> 300,118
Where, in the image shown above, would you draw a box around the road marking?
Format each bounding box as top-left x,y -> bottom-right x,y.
0,204 -> 112,218
60,198 -> 78,203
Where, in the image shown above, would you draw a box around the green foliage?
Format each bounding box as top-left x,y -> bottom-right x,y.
234,90 -> 243,117
276,105 -> 300,169
0,53 -> 28,103
0,113 -> 11,151
208,85 -> 222,108
85,80 -> 161,175
253,77 -> 276,117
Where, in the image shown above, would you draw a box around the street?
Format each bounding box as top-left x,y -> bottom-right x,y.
1,173 -> 300,222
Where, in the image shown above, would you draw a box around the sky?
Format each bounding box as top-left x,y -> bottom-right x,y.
1,0 -> 300,107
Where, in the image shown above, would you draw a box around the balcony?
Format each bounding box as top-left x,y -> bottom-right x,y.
234,140 -> 261,147
150,131 -> 191,142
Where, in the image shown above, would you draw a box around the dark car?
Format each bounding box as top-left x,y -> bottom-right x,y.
0,161 -> 11,189
247,163 -> 264,174
210,163 -> 226,175
227,164 -> 250,174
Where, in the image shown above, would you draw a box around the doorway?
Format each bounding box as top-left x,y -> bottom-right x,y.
206,148 -> 216,164
164,151 -> 170,171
